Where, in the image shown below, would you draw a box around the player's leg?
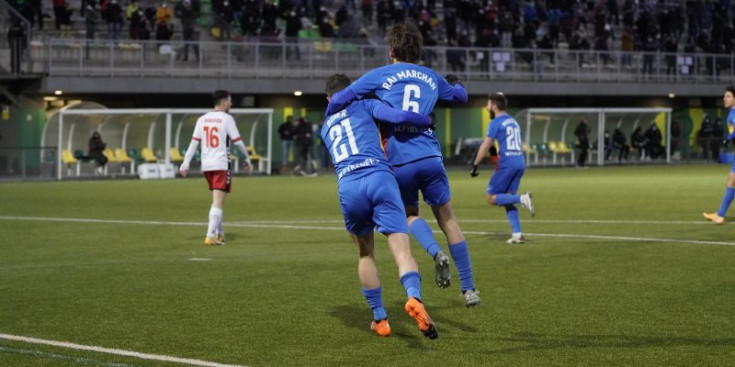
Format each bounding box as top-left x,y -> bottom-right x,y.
339,176 -> 391,336
420,157 -> 478,306
704,169 -> 735,224
206,189 -> 226,245
394,161 -> 448,288
487,166 -> 525,209
385,232 -> 437,339
353,232 -> 390,336
394,162 -> 443,258
216,191 -> 227,243
204,170 -> 229,245
430,201 -> 479,307
370,172 -> 437,339
487,166 -> 526,243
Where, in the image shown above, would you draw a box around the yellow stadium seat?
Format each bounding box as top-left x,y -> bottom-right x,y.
563,142 -> 573,153
314,41 -> 333,53
522,143 -> 535,154
114,148 -> 135,174
141,147 -> 158,163
114,148 -> 132,163
170,147 -> 184,163
104,148 -> 118,163
247,146 -> 261,162
547,141 -> 573,165
62,149 -> 80,176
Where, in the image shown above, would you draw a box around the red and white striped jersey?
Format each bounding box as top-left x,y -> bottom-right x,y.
191,111 -> 242,172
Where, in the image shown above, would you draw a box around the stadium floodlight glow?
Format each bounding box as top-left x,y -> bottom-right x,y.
54,90 -> 63,95
668,93 -> 675,99
294,90 -> 303,96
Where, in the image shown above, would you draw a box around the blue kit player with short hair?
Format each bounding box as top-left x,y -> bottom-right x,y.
322,73 -> 438,339
704,85 -> 735,224
326,22 -> 481,308
472,93 -> 535,244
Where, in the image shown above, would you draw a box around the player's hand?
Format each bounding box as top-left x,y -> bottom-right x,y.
470,165 -> 479,177
179,165 -> 189,177
242,160 -> 251,171
445,74 -> 461,86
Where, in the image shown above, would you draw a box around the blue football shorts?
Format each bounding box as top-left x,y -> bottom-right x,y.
338,170 -> 408,235
393,156 -> 451,207
487,163 -> 525,195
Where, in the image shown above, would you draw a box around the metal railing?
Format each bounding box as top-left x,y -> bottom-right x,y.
0,147 -> 57,180
22,36 -> 735,84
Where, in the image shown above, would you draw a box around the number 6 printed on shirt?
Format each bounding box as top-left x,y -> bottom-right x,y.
402,84 -> 421,112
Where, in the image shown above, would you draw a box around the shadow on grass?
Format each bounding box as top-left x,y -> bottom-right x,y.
329,299 -> 478,348
490,332 -> 735,354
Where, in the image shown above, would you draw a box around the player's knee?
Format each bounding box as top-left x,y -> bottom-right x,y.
486,195 -> 497,206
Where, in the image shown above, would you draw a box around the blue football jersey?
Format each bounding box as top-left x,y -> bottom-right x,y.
728,108 -> 735,135
346,63 -> 464,165
321,99 -> 430,181
487,114 -> 525,166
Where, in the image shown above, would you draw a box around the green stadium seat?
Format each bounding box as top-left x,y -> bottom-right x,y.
74,149 -> 93,162
127,148 -> 143,163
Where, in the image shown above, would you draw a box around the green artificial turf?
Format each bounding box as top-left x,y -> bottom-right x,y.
1,164 -> 733,367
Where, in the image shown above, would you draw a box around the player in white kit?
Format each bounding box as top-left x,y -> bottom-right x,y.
179,90 -> 252,246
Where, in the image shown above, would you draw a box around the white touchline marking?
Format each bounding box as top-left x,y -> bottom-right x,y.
0,346 -> 141,367
188,258 -> 213,261
0,216 -> 728,226
461,230 -> 735,247
0,216 -> 733,247
0,334 -> 249,367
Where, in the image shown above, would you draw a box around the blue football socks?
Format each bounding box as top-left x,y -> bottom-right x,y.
362,287 -> 387,321
506,205 -> 522,233
409,218 -> 442,258
717,187 -> 735,217
399,272 -> 422,300
495,194 -> 521,206
448,241 -> 475,291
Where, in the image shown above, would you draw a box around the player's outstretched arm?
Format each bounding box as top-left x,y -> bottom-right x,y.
179,140 -> 200,177
325,88 -> 358,116
369,101 -> 431,127
452,83 -> 469,104
440,74 -> 468,104
471,137 -> 493,177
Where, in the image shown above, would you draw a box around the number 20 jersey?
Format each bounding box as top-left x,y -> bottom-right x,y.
191,111 -> 243,172
320,100 -> 394,182
347,63 -> 457,166
487,114 -> 525,167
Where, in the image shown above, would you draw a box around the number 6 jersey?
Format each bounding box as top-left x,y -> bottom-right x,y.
327,63 -> 466,166
191,111 -> 243,172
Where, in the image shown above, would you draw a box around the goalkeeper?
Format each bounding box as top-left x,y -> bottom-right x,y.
179,90 -> 251,245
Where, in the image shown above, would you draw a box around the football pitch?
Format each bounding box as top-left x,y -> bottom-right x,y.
1,164 -> 734,367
